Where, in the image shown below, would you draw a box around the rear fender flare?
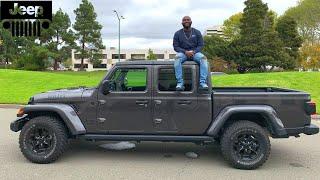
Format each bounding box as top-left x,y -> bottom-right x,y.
206,105 -> 286,137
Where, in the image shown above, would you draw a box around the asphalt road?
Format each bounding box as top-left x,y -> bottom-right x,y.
1,108 -> 320,180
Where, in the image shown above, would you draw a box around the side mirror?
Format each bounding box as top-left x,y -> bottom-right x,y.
101,80 -> 110,95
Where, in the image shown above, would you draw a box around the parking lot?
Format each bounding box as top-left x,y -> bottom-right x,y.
1,108 -> 320,180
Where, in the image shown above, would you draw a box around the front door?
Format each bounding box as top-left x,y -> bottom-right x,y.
152,65 -> 205,135
97,66 -> 153,134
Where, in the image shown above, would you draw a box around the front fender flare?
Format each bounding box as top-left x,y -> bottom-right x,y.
21,104 -> 86,135
206,105 -> 287,137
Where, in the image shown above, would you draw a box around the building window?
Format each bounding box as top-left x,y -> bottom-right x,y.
169,54 -> 176,59
158,68 -> 192,91
155,54 -> 165,59
103,54 -> 107,59
131,54 -> 145,60
112,54 -> 126,59
74,54 -> 82,59
93,64 -> 107,68
74,64 -> 88,68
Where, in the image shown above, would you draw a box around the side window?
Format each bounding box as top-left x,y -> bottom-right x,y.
158,68 -> 193,91
109,68 -> 147,92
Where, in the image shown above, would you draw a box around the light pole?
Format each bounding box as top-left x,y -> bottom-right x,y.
113,10 -> 125,62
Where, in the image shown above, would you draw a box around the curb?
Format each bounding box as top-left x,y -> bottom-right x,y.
312,115 -> 320,121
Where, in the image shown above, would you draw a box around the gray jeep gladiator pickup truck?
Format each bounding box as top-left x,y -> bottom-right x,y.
10,61 -> 318,169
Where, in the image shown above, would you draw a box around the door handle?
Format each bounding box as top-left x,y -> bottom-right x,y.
154,118 -> 162,124
136,100 -> 148,106
154,100 -> 162,105
98,100 -> 106,105
178,100 -> 191,105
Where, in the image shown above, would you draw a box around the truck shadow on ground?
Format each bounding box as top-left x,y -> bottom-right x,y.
59,139 -> 308,170
62,140 -> 227,165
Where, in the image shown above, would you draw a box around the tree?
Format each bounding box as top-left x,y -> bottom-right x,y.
73,0 -> 104,70
203,35 -> 238,72
147,49 -> 157,60
40,9 -> 75,70
230,0 -> 286,73
285,0 -> 320,44
276,15 -> 303,68
222,13 -> 242,41
203,35 -> 229,59
15,45 -> 52,71
0,27 -> 18,66
299,43 -> 320,70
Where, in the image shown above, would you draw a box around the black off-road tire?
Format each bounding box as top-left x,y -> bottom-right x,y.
19,116 -> 69,164
220,120 -> 270,170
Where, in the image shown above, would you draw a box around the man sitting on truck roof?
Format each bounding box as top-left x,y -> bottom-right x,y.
173,16 -> 208,91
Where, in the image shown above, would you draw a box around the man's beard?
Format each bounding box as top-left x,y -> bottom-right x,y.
183,24 -> 191,29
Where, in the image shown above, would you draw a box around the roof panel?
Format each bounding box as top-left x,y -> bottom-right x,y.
117,60 -> 198,66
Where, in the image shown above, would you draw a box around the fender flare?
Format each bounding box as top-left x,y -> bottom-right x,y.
206,105 -> 287,137
22,103 -> 86,135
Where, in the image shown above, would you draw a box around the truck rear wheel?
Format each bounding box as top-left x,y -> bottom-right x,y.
19,116 -> 69,164
220,120 -> 270,170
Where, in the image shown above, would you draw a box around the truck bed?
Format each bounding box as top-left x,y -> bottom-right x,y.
212,87 -> 303,93
211,87 -> 311,129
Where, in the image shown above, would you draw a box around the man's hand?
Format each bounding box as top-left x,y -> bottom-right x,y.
185,50 -> 194,58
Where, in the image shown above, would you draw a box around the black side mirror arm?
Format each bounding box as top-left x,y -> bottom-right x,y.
101,80 -> 110,95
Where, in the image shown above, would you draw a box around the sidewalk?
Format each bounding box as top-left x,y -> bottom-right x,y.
312,114 -> 320,121
0,104 -> 24,109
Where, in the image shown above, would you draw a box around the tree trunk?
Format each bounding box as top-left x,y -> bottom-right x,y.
54,32 -> 59,71
5,57 -> 9,69
53,59 -> 58,70
80,41 -> 85,71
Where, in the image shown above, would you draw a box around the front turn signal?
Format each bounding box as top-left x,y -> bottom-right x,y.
17,108 -> 25,117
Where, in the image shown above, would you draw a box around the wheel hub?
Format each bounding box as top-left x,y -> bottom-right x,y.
27,127 -> 53,154
233,134 -> 260,160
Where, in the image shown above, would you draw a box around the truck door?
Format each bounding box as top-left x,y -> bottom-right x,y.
97,66 -> 153,134
152,64 -> 207,135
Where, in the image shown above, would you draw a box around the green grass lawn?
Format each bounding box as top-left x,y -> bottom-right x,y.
0,69 -> 319,113
0,69 -> 105,104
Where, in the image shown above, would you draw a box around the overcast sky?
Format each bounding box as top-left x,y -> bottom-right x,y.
53,0 -> 298,49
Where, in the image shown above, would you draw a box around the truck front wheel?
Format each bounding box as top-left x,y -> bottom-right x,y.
220,120 -> 270,170
19,116 -> 69,163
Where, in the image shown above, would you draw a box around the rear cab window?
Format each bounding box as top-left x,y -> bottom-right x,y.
157,67 -> 193,92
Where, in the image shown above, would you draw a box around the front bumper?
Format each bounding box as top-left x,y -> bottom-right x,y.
10,114 -> 29,132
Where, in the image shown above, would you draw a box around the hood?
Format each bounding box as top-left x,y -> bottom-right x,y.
32,87 -> 95,103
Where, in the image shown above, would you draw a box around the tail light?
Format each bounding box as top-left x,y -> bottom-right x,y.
305,101 -> 316,115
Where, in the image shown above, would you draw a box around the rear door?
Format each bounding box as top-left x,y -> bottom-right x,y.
152,65 -> 206,135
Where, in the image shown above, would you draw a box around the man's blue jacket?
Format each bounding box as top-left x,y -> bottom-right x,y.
173,28 -> 204,54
